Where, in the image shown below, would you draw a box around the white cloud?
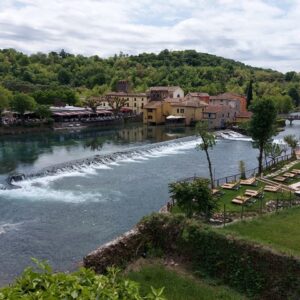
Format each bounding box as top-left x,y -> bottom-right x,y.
0,0 -> 299,72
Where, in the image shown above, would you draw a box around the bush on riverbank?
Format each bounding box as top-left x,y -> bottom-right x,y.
138,213 -> 300,299
0,259 -> 164,299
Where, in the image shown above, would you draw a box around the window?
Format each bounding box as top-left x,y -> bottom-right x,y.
141,104 -> 144,109
228,112 -> 230,117
148,115 -> 153,120
222,114 -> 224,118
134,98 -> 136,101
148,109 -> 153,112
127,103 -> 129,107
134,103 -> 136,107
180,109 -> 184,113
142,98 -> 144,101
177,109 -> 179,113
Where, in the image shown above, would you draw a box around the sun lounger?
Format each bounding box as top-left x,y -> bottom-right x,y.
240,177 -> 257,186
283,172 -> 296,178
232,195 -> 250,205
244,189 -> 259,197
245,189 -> 264,198
212,189 -> 221,196
273,176 -> 287,182
291,169 -> 300,175
264,185 -> 280,192
221,182 -> 240,190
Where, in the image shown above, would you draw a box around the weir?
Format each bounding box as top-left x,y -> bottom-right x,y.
4,136 -> 199,186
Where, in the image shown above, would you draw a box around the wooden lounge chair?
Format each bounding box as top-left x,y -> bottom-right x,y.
273,176 -> 287,182
291,169 -> 300,175
212,189 -> 221,196
283,172 -> 296,178
245,189 -> 264,198
240,177 -> 257,186
232,195 -> 250,205
264,185 -> 280,192
244,189 -> 259,197
221,182 -> 240,190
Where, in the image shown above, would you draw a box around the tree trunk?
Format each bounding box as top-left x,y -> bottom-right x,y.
205,149 -> 214,189
258,143 -> 264,176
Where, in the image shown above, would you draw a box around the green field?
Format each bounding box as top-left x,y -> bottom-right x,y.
171,181 -> 294,214
126,264 -> 246,300
215,181 -> 294,213
219,206 -> 300,257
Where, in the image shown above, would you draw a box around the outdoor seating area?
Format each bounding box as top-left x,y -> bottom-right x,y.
231,188 -> 264,205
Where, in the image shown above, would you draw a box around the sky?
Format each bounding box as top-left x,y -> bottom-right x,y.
0,0 -> 299,72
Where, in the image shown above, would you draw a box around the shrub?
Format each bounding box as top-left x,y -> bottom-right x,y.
0,259 -> 165,299
169,178 -> 218,219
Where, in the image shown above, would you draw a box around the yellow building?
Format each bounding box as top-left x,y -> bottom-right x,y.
101,92 -> 148,114
143,98 -> 207,126
143,101 -> 165,125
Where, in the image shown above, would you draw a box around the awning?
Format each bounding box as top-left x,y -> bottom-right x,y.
166,115 -> 186,120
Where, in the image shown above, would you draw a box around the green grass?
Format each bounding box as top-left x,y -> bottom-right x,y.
219,206 -> 300,257
171,181 -> 293,214
216,181 -> 294,213
126,264 -> 246,300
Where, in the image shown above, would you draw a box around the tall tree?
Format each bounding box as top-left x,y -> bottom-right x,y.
246,79 -> 253,109
102,95 -> 129,115
84,96 -> 101,113
195,121 -> 216,188
249,99 -> 277,175
10,93 -> 36,121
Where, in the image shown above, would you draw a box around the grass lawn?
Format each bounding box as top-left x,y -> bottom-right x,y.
216,181 -> 294,213
126,263 -> 246,300
171,181 -> 293,214
218,206 -> 300,257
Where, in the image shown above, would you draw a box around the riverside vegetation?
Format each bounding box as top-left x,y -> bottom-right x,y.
0,49 -> 299,117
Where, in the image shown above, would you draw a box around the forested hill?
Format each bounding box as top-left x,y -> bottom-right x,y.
0,48 -> 299,109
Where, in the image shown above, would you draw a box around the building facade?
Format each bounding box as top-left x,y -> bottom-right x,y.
103,92 -> 147,114
147,86 -> 184,101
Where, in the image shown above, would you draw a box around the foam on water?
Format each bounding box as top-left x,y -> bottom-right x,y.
0,137 -> 202,203
0,222 -> 23,235
218,130 -> 253,142
0,182 -> 107,203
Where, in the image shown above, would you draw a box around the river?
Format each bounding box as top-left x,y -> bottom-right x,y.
0,122 -> 299,285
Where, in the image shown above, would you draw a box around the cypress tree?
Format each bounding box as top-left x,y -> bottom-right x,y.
246,80 -> 253,109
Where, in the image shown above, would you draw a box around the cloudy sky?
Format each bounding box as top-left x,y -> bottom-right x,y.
0,0 -> 299,72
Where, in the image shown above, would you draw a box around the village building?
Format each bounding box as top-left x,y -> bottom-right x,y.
143,97 -> 207,126
147,86 -> 184,101
104,92 -> 147,114
209,93 -> 247,113
202,105 -> 238,129
185,92 -> 210,104
235,111 -> 253,123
